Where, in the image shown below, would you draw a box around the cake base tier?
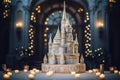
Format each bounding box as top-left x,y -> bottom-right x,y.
42,63 -> 86,73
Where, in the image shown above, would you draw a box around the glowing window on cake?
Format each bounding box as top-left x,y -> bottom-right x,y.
44,11 -> 76,25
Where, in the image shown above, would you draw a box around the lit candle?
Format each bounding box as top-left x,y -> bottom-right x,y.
99,74 -> 105,79
49,71 -> 54,75
32,68 -> 37,71
24,65 -> 29,70
96,72 -> 101,76
3,74 -> 10,79
24,69 -> 28,72
119,71 -> 120,75
35,69 -> 40,73
75,74 -> 80,78
6,68 -> 11,72
28,74 -> 35,80
114,70 -> 119,74
109,67 -> 114,73
30,70 -> 36,75
46,72 -> 52,77
7,72 -> 12,76
88,70 -> 93,73
14,70 -> 19,74
93,69 -> 99,73
71,71 -> 76,75
100,64 -> 104,73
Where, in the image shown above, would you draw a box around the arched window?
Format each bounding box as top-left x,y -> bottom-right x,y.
16,10 -> 23,22
44,11 -> 76,25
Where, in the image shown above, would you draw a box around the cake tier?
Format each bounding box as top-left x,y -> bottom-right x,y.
48,53 -> 80,64
42,63 -> 86,73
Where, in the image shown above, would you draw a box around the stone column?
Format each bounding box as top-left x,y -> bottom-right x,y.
7,0 -> 31,66
88,2 -> 96,51
102,0 -> 109,54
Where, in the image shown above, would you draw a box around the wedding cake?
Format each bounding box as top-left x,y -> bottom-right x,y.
42,1 -> 86,73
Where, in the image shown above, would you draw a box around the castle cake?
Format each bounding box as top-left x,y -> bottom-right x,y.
42,1 -> 86,73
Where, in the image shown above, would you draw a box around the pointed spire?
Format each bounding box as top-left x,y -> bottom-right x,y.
54,26 -> 61,40
49,34 -> 52,44
56,26 -> 60,34
80,54 -> 84,64
62,1 -> 67,20
75,34 -> 78,44
43,54 -> 47,64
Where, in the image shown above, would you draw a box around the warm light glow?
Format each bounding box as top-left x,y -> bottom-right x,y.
24,65 -> 29,70
44,39 -> 47,42
16,22 -> 23,28
28,74 -> 35,79
88,70 -> 93,73
86,12 -> 89,15
46,27 -> 49,31
75,74 -> 80,78
119,71 -> 120,75
7,72 -> 12,76
14,70 -> 19,74
30,70 -> 36,75
46,71 -> 54,77
24,69 -> 28,72
109,67 -> 114,72
3,74 -> 10,79
99,74 -> 105,79
44,22 -> 48,25
77,8 -> 83,13
44,34 -> 47,37
109,0 -> 116,3
84,20 -> 87,23
93,69 -> 99,73
71,71 -> 76,75
96,21 -> 104,28
96,72 -> 101,76
46,18 -> 49,21
114,70 -> 119,74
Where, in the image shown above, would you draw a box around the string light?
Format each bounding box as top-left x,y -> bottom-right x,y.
30,12 -> 36,22
35,6 -> 41,13
3,0 -> 11,19
77,8 -> 83,13
28,25 -> 34,56
84,12 -> 92,56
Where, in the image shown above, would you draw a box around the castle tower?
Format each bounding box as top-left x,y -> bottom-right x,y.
52,26 -> 61,54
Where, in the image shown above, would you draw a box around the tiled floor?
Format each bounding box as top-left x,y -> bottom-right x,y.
0,71 -> 120,80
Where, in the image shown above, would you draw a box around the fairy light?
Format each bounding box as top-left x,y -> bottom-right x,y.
28,25 -> 34,56
84,12 -> 92,57
3,0 -> 11,19
35,5 -> 41,13
30,12 -> 36,22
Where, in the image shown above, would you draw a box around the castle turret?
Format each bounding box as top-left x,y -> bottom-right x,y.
60,53 -> 65,64
52,26 -> 61,54
43,54 -> 47,64
74,34 -> 79,53
80,54 -> 84,64
53,26 -> 61,44
75,34 -> 78,44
